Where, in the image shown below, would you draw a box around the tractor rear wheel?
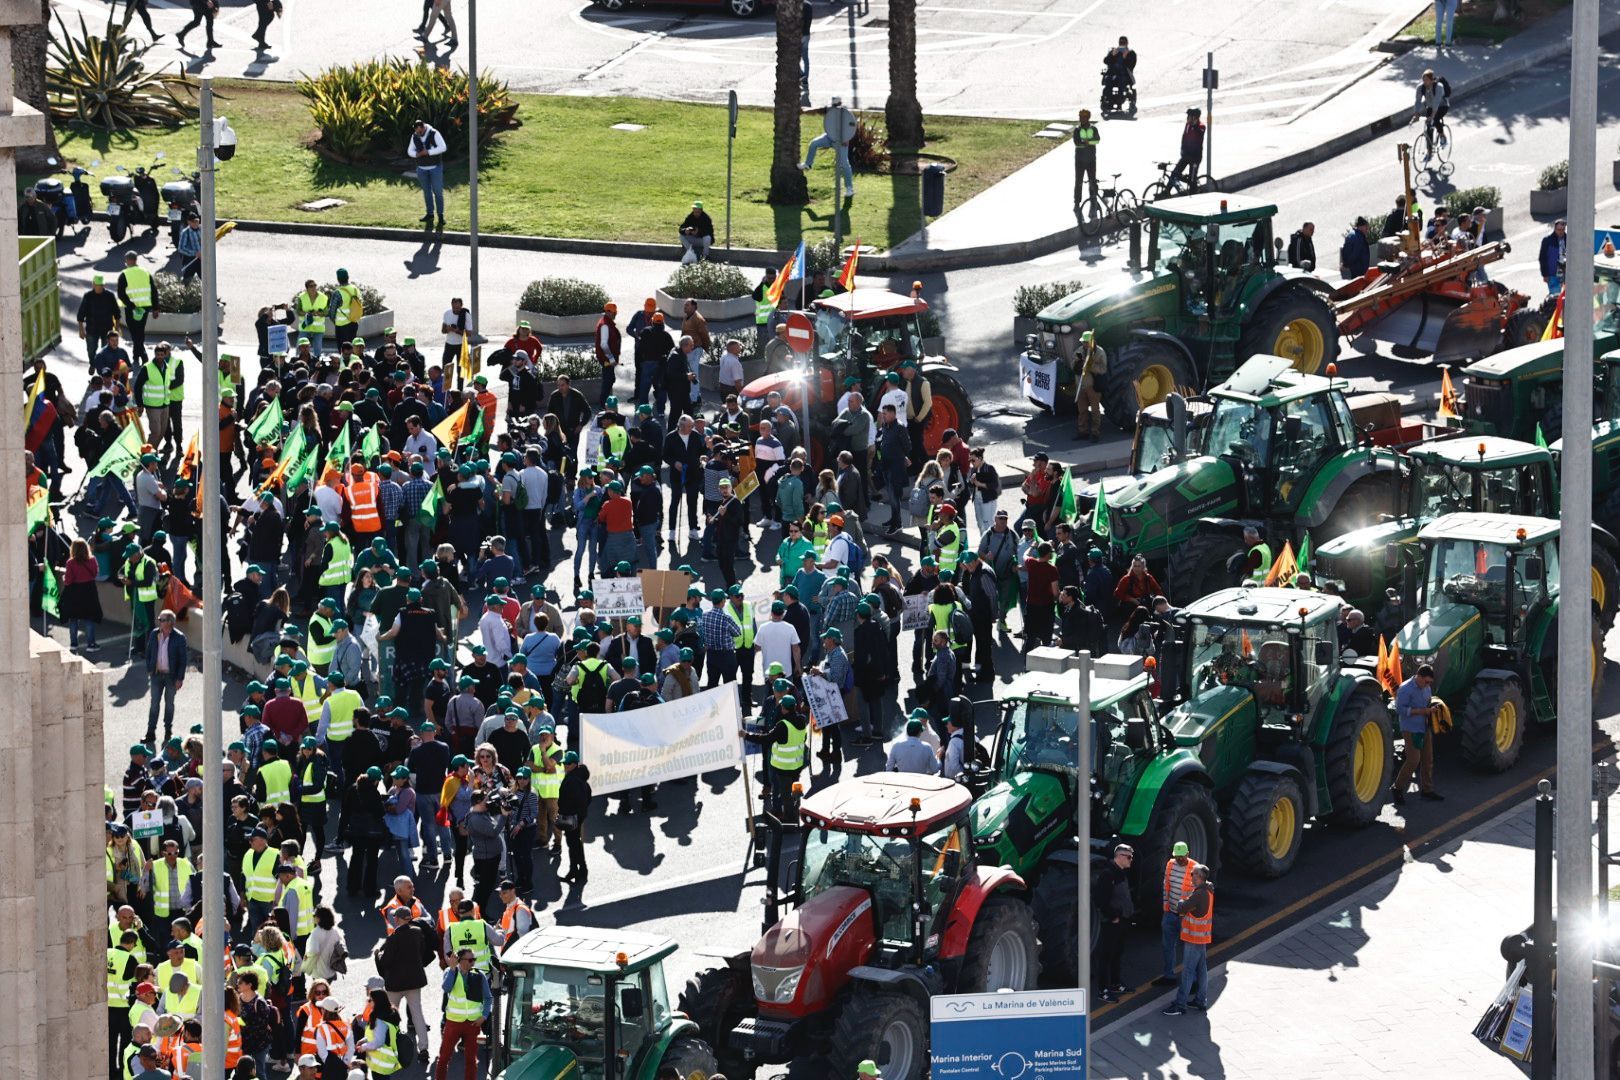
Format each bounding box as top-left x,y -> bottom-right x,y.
957,895 -> 1041,992
1166,531 -> 1243,597
1102,338 -> 1197,433
1131,781 -> 1220,916
1029,866 -> 1095,986
1500,307 -> 1548,350
1459,676 -> 1527,772
828,988 -> 927,1080
1323,691 -> 1393,826
1601,489 -> 1620,544
1536,617 -> 1605,715
1223,771 -> 1305,878
1321,478 -> 1393,541
922,372 -> 973,454
658,1035 -> 720,1078
1237,285 -> 1339,375
676,964 -> 753,1077
1592,542 -> 1619,632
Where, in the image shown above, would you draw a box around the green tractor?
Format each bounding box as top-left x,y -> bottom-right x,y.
1309,434 -> 1620,628
1024,193 -> 1338,431
970,656 -> 1219,980
1097,355 -> 1404,592
494,927 -> 719,1080
1391,513 -> 1604,772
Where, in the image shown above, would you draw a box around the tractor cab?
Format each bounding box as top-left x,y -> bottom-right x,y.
1174,588 -> 1343,726
1411,514 -> 1557,656
809,290 -> 932,371
1131,397 -> 1212,475
1406,436 -> 1557,520
1146,194 -> 1281,322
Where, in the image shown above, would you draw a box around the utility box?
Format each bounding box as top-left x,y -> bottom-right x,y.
922,164 -> 946,218
19,236 -> 60,363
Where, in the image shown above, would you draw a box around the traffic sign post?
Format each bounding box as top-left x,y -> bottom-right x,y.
726,90 -> 738,252
930,989 -> 1087,1079
784,310 -> 814,438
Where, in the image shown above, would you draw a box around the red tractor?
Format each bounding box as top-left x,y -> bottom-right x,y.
677,773 -> 1039,1080
739,290 -> 973,469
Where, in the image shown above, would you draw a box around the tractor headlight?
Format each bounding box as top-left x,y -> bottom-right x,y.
752,964 -> 804,1004
741,395 -> 766,412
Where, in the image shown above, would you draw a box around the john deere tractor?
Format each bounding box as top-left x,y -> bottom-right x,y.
1391,513 -> 1604,772
1309,434 -> 1620,629
1023,193 -> 1337,431
495,928 -> 718,1080
1096,355 -> 1404,592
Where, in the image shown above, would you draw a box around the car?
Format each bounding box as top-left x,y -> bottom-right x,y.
590,0 -> 770,18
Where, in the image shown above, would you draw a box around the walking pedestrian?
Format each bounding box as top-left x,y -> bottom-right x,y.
1391,664 -> 1445,804
557,752 -> 592,885
435,950 -> 491,1080
375,906 -> 435,1056
143,610 -> 187,744
175,0 -> 221,52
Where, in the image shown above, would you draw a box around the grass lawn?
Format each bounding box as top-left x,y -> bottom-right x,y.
49,81 -> 1053,252
1401,0 -> 1569,44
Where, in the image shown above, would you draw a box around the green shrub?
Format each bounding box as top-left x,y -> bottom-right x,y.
519,278 -> 611,317
46,9 -> 196,131
537,346 -> 606,382
321,282 -> 389,316
1445,185 -> 1501,214
665,261 -> 751,301
1014,280 -> 1084,319
1538,160 -> 1569,191
297,59 -> 521,166
154,271 -> 202,314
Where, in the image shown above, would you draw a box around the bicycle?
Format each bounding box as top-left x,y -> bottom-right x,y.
1077,172 -> 1139,238
1141,161 -> 1213,203
1413,111 -> 1452,170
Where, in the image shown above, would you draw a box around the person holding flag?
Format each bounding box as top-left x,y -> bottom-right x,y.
1072,331 -> 1108,441
1390,661 -> 1444,805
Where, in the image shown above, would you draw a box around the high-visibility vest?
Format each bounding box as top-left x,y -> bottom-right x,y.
1247,542 -> 1273,584
1179,888 -> 1213,946
257,950 -> 287,994
599,425 -> 628,466
366,1020 -> 400,1075
166,356 -> 185,405
1075,123 -> 1100,149
332,284 -> 360,328
936,522 -> 962,574
381,897 -> 426,935
499,899 -> 529,937
447,920 -> 492,973
569,658 -> 610,701
318,535 -> 353,586
437,902 -> 480,932
139,358 -> 173,408
730,603 -> 756,649
292,672 -> 324,720
1163,859 -> 1196,912
219,368 -> 236,400
155,958 -> 201,1017
532,765 -> 562,800
110,922 -> 147,964
298,1002 -> 323,1057
130,1000 -> 158,1035
810,521 -> 829,558
242,847 -> 280,901
348,477 -> 382,533
300,758 -> 327,805
286,875 -> 315,937
121,266 -> 153,311
325,688 -> 361,742
295,291 -> 327,335
929,602 -> 960,649
307,614 -> 336,665
445,973 -> 485,1022
224,1010 -> 243,1069
769,717 -> 807,772
122,1042 -> 143,1080
258,758 -> 293,807
315,1018 -> 351,1062
107,946 -> 135,1008
755,297 -> 774,324
151,857 -> 194,918
126,555 -> 159,603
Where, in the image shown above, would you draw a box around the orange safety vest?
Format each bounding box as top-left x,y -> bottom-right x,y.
299,1001 -> 323,1057
224,1011 -> 243,1070
437,903 -> 480,932
476,391 -> 498,435
381,896 -> 426,935
499,899 -> 526,934
347,476 -> 382,533
1162,859 -> 1196,912
1179,887 -> 1213,946
316,1017 -> 350,1059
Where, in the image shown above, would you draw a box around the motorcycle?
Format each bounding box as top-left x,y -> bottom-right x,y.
34,157 -> 98,237
162,166 -> 200,247
101,152 -> 166,243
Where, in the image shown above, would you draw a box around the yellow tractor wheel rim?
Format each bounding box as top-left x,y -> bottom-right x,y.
1593,567 -> 1607,615
1266,793 -> 1297,859
1274,319 -> 1325,374
1134,364 -> 1176,408
1352,720 -> 1384,804
1494,698 -> 1518,753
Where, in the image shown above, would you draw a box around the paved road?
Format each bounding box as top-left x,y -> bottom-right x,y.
52,0 -> 1418,120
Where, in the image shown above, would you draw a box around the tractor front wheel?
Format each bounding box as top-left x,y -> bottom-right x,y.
1323,691 -> 1393,826
676,963 -> 753,1077
1102,339 -> 1197,433
1224,771 -> 1306,879
1459,676 -> 1527,772
957,895 -> 1041,992
829,988 -> 928,1080
1166,531 -> 1243,598
658,1035 -> 721,1078
1500,307 -> 1548,350
922,372 -> 973,455
1237,285 -> 1338,374
1029,867 -> 1095,986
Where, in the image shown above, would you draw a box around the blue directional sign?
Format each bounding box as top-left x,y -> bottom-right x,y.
930,988 -> 1086,1079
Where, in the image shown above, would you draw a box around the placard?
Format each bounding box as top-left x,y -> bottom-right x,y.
640,568 -> 694,610
582,423 -> 604,467
902,593 -> 930,631
801,672 -> 848,729
592,576 -> 646,619
130,808 -> 164,839
266,323 -> 290,356
1019,350 -> 1058,410
579,685 -> 743,795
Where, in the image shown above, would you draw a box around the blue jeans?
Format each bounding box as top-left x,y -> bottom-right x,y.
146,671 -> 179,742
802,133 -> 854,191
417,163 -> 445,217
573,522 -> 598,581
417,793 -> 454,861
1174,942 -> 1209,1008
637,523 -> 659,569
85,473 -> 137,518
1434,0 -> 1458,43
301,332 -> 324,358
1161,910 -> 1182,978
70,618 -> 98,648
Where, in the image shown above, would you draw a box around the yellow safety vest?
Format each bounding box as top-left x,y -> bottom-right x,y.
930,602 -> 960,649
139,358 -> 173,408
166,356 -> 185,405
444,973 -> 485,1022
306,613 -> 335,665
367,1021 -> 400,1076
110,922 -> 147,964
219,368 -> 236,400
1075,124 -> 1100,149
731,603 -> 756,650
122,1043 -> 142,1080
286,875 -> 315,937
810,521 -> 829,558
325,688 -> 362,742
447,921 -> 493,973
333,284 -> 360,328
318,535 -> 353,586
155,958 -> 201,1016
121,266 -> 153,312
242,847 -> 279,902
936,523 -> 962,574
569,658 -> 609,701
258,758 -> 293,807
769,717 -> 807,772
107,947 -> 135,1009
293,673 -> 324,720
1247,542 -> 1273,584
151,857 -> 194,918
599,425 -> 628,466
531,764 -> 563,800
126,555 -> 159,603
300,759 -> 327,805
295,291 -> 327,335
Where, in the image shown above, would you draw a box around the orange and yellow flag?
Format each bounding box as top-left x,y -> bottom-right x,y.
1388,639 -> 1404,687
431,401 -> 475,449
1264,540 -> 1297,587
1438,368 -> 1460,419
837,241 -> 862,292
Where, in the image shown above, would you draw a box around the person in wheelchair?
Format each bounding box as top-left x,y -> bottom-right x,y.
1102,37 -> 1137,99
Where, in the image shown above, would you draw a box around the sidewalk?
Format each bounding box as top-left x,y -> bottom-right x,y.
1088,791 -> 1552,1080
880,0 -> 1620,271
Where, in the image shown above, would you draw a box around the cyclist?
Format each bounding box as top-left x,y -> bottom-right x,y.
1411,69 -> 1452,151
1168,108 -> 1205,193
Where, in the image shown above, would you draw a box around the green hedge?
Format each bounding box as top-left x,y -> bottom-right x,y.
154,272 -> 201,314
665,261 -> 752,301
297,59 -> 520,165
1538,160 -> 1569,191
519,278 -> 611,317
1014,280 -> 1084,319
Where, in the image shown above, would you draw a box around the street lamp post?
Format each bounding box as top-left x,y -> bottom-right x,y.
1075,651 -> 1091,1079
468,0 -> 480,348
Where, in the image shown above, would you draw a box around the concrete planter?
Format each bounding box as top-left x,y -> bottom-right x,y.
700,355 -> 769,392
1529,187 -> 1568,217
517,307 -> 600,339
655,287 -> 752,323
1012,316 -> 1040,348
318,309 -> 395,341
148,302 -> 224,336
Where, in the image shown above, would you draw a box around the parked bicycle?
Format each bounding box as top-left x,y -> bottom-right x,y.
1141,160 -> 1214,202
1077,172 -> 1139,238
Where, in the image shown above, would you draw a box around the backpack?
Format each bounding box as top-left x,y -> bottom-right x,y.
949,604 -> 973,646
395,1024 -> 418,1069
842,535 -> 867,578
576,663 -> 611,713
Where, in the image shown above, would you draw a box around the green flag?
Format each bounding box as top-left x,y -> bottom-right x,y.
25,485 -> 50,534
460,407 -> 485,451
361,424 -> 382,465
1535,422 -> 1548,449
327,423 -> 352,469
286,439 -> 322,493
246,398 -> 283,444
1297,531 -> 1312,576
41,561 -> 59,619
417,477 -> 444,529
1059,469 -> 1077,521
1090,479 -> 1110,539
85,422 -> 144,482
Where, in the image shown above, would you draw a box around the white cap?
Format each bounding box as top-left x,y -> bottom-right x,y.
297,1055 -> 321,1068
317,997 -> 341,1013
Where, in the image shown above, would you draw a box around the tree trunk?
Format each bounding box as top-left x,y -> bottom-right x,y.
14,0 -> 59,173
768,0 -> 808,205
885,0 -> 924,150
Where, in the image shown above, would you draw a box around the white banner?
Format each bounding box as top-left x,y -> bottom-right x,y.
901,593 -> 931,631
579,684 -> 743,795
591,576 -> 646,619
802,672 -> 848,729
1019,351 -> 1058,410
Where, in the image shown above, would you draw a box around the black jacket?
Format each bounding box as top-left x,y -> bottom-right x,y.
1287,230 -> 1316,269
663,429 -> 704,487
853,619 -> 893,690
635,325 -> 675,367
1098,861 -> 1134,920
558,765 -> 593,817
375,920 -> 438,990
546,387 -> 592,435
662,348 -> 693,398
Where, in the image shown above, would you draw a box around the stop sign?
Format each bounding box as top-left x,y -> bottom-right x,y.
785,311 -> 814,354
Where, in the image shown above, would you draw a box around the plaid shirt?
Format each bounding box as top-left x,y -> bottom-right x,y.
822,645 -> 851,689
699,607 -> 743,651
401,477 -> 433,519
378,478 -> 405,525
822,588 -> 858,628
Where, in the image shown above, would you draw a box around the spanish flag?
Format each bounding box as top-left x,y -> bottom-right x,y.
837,240 -> 861,292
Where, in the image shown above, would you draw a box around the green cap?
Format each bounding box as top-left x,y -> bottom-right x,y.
365,767 -> 383,780
771,601 -> 786,615
246,681 -> 266,694
129,744 -> 152,756
906,718 -> 926,735
418,720 -> 437,732
388,707 -> 409,719
822,627 -> 843,642
709,588 -> 726,601
679,647 -> 695,661
909,707 -> 930,720
392,765 -> 410,779
301,736 -> 318,749
429,658 -> 449,671
768,662 -> 785,675
563,751 -> 581,764
656,628 -> 674,641
459,675 -> 475,688
451,755 -> 471,768
515,767 -> 532,779
639,672 -> 656,685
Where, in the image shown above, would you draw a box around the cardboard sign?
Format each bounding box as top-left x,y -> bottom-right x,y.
801,672 -> 848,729
1019,350 -> 1058,410
902,593 -> 931,631
130,809 -> 164,839
640,569 -> 694,610
592,576 -> 646,619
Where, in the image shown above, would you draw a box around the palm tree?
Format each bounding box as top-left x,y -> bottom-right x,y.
768,0 -> 808,205
885,0 -> 924,149
14,0 -> 60,171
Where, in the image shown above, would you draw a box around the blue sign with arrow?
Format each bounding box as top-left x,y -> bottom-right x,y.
930,989 -> 1086,1079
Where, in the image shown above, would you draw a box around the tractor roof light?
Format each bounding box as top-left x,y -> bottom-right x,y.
1143,656 -> 1157,671
1517,528 -> 1528,541
1298,606 -> 1309,618
791,783 -> 803,796
615,952 -> 629,968
1325,363 -> 1338,377
1478,442 -> 1487,459
1289,713 -> 1306,727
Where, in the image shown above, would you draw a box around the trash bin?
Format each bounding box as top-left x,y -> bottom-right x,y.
922,164 -> 946,218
